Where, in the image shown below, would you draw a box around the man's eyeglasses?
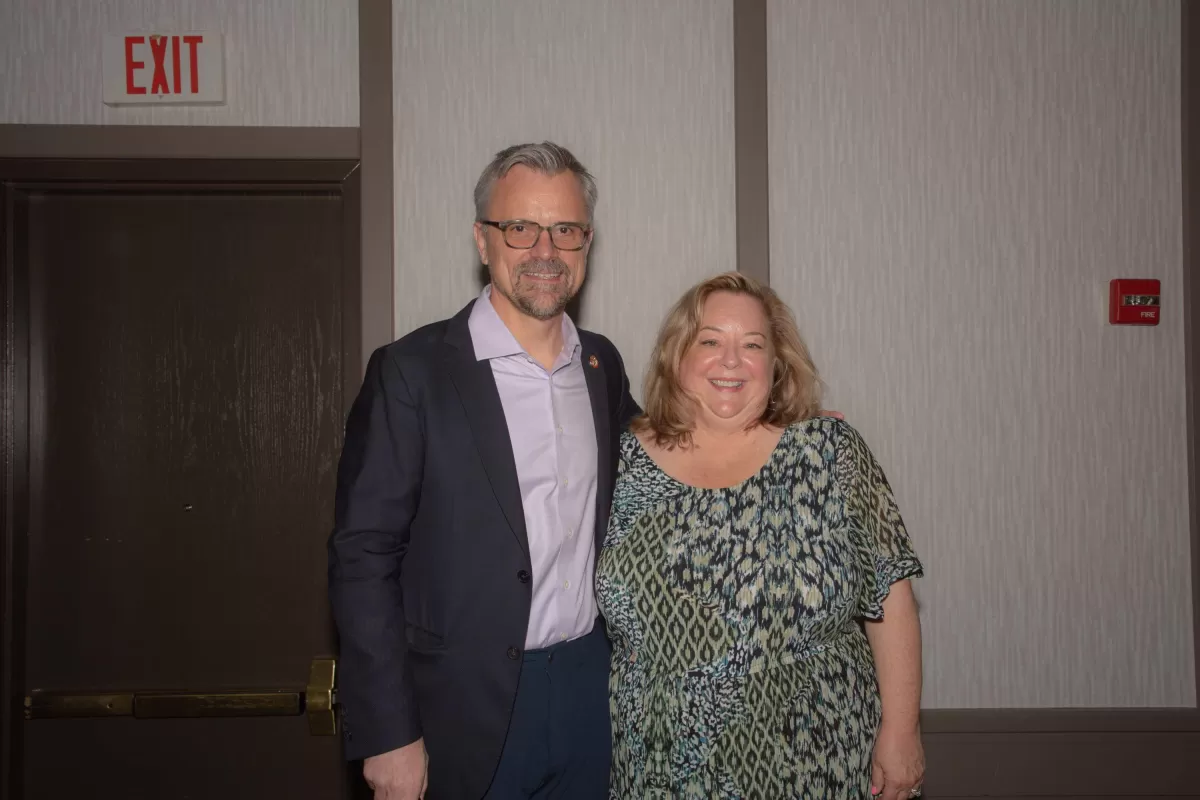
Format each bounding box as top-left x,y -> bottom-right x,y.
478,219 -> 591,251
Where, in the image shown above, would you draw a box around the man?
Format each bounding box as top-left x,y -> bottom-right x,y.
329,142 -> 637,800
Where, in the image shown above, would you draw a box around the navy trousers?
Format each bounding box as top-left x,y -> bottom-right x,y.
482,623 -> 612,800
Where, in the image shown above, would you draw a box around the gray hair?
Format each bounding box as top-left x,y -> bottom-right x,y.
474,141 -> 598,222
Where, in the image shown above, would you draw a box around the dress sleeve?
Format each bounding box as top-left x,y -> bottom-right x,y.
834,422 -> 924,620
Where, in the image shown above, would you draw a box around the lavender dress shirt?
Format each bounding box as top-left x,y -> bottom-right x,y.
468,286 -> 599,650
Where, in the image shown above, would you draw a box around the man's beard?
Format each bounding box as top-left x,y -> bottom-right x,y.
499,258 -> 577,321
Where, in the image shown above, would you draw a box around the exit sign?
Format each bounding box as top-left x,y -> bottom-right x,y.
102,33 -> 225,105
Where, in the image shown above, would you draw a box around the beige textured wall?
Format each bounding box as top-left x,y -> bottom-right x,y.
769,0 -> 1194,708
0,0 -> 358,126
391,0 -> 736,391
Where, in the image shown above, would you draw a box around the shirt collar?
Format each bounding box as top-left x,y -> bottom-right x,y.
467,285 -> 581,363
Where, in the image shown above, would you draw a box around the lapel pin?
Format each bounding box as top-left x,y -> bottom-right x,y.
588,355 -> 599,369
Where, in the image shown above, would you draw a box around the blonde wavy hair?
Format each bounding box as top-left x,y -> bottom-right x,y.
633,272 -> 822,449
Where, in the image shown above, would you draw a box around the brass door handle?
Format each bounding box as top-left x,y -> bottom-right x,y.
305,656 -> 337,736
24,657 -> 338,736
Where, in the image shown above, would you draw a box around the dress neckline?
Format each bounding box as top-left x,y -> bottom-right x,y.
630,424 -> 796,492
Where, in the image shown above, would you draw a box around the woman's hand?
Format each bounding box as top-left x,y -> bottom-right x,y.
870,722 -> 924,799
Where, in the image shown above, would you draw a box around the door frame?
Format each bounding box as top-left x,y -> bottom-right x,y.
0,128 -> 388,798
0,4 -> 393,793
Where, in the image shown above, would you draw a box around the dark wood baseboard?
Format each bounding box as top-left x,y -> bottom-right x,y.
923,708 -> 1200,733
921,710 -> 1200,798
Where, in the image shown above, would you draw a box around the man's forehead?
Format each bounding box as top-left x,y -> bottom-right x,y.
488,167 -> 587,216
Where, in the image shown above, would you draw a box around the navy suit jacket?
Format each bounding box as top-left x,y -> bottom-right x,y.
328,299 -> 639,799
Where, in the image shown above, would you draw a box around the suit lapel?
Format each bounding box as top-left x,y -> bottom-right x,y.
581,340 -> 613,551
445,304 -> 529,555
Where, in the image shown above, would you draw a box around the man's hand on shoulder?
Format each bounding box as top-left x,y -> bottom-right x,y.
817,409 -> 845,420
364,738 -> 428,800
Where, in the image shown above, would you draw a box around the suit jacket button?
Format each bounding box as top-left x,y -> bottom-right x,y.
507,646 -> 520,660
517,570 -> 531,584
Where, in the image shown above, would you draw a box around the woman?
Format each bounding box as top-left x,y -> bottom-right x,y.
596,272 -> 925,800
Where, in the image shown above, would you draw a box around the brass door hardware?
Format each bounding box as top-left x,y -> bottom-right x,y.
24,657 -> 338,736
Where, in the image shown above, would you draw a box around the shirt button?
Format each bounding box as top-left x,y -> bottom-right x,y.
563,580 -> 570,590
556,426 -> 563,434
567,528 -> 574,538
507,647 -> 520,660
560,633 -> 568,641
517,570 -> 530,584
563,479 -> 569,487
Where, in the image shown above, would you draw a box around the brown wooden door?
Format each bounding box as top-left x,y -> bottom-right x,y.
1,160 -> 360,799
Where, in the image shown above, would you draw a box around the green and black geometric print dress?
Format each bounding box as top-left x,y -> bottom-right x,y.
596,418 -> 923,799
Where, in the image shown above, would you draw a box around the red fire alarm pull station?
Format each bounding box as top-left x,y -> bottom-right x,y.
1109,279 -> 1160,326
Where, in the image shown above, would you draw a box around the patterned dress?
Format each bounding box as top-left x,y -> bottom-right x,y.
596,418 -> 923,800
